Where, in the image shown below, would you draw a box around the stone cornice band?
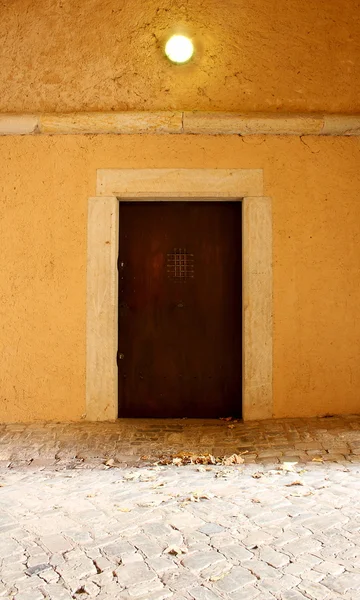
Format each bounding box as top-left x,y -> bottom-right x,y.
1,112 -> 360,136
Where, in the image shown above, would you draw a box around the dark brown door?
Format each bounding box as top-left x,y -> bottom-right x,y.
118,201 -> 242,418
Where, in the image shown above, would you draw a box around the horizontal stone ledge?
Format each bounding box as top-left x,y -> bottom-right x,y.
1,112 -> 360,136
38,112 -> 183,134
0,115 -> 38,135
184,112 -> 325,135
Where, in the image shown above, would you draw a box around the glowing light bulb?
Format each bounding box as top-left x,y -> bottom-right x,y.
165,35 -> 194,64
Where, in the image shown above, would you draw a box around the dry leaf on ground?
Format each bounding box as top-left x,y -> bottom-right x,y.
165,545 -> 188,556
222,454 -> 245,466
209,571 -> 230,582
285,480 -> 304,487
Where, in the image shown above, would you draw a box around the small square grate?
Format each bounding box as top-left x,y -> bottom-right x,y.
167,248 -> 194,282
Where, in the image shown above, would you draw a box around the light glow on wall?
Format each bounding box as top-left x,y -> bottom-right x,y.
165,35 -> 194,64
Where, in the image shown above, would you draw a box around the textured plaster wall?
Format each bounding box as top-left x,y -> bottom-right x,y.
1,0 -> 360,113
0,135 -> 360,421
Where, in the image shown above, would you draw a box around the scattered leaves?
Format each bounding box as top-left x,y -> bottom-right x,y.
165,545 -> 188,556
158,450 -> 245,467
182,491 -> 214,503
285,480 -> 304,487
104,459 -> 115,468
252,471 -> 264,479
312,457 -> 324,463
222,454 -> 245,466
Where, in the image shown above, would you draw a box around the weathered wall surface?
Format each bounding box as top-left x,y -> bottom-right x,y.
1,0 -> 360,113
0,135 -> 360,421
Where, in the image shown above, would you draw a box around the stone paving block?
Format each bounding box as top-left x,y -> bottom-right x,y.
126,578 -> 164,597
282,538 -> 322,557
314,560 -> 345,576
228,586 -> 261,600
274,574 -> 304,591
60,555 -> 97,584
220,545 -> 253,562
115,561 -> 158,587
213,566 -> 256,592
102,539 -> 135,557
242,531 -> 273,548
301,514 -> 346,533
297,581 -> 331,599
168,513 -> 205,531
44,584 -> 73,600
252,511 -> 290,527
200,560 -> 231,582
135,591 -> 174,600
278,591 -> 308,600
121,551 -> 145,565
189,587 -> 223,600
198,523 -> 225,536
143,523 -> 175,538
15,591 -> 44,600
0,538 -> 22,557
39,567 -> 60,584
132,533 -> 164,557
283,563 -> 309,577
27,554 -> 51,567
259,546 -> 290,568
244,559 -> 282,579
321,572 -> 360,594
181,551 -> 224,572
148,556 -> 177,573
162,569 -> 196,591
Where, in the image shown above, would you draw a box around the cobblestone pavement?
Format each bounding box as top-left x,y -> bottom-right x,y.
1,415 -> 360,468
0,417 -> 360,599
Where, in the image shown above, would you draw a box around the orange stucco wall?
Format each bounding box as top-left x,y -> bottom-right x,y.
0,134 -> 360,421
1,0 -> 360,113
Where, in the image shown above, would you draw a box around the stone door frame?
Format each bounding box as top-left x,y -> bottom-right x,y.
86,168 -> 273,421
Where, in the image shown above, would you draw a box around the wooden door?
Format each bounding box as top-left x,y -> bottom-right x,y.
118,201 -> 242,418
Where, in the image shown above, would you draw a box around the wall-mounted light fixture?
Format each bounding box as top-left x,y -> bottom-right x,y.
165,35 -> 194,64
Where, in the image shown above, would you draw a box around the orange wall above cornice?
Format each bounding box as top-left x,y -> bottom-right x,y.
1,0 -> 360,114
